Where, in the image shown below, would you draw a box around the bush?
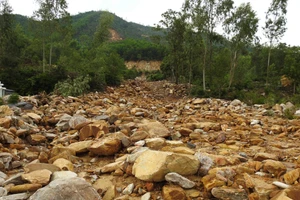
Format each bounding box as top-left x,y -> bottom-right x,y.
146,70 -> 165,81
0,97 -> 3,105
8,93 -> 20,104
54,75 -> 91,97
123,67 -> 142,80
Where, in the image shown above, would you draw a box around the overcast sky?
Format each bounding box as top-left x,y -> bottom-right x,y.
8,0 -> 300,46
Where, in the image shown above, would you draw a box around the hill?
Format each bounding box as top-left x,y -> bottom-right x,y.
14,11 -> 162,41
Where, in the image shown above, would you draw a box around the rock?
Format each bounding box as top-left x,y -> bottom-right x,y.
244,173 -> 277,198
79,121 -> 108,141
201,174 -> 226,191
0,118 -> 11,128
0,192 -> 32,200
51,171 -> 77,181
165,172 -> 196,188
254,153 -> 279,161
0,106 -> 13,117
230,99 -> 242,106
56,114 -> 72,131
271,125 -> 283,134
211,187 -> 248,200
178,127 -> 193,136
0,153 -> 13,170
93,177 -> 113,194
162,185 -> 187,200
9,183 -> 42,193
68,140 -> 93,154
0,187 -> 7,197
141,192 -> 151,200
29,177 -> 101,200
21,169 -> 52,185
122,183 -> 134,195
27,134 -> 47,145
102,186 -> 116,200
24,163 -> 61,173
132,150 -> 199,182
88,138 -> 121,156
53,158 -> 74,171
130,131 -> 148,142
139,121 -> 170,138
263,160 -> 287,176
145,138 -> 165,150
271,185 -> 300,200
195,152 -> 214,176
26,113 -> 42,123
68,115 -> 90,130
283,169 -> 300,185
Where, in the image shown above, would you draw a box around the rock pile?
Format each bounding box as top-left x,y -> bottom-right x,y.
1,80 -> 300,199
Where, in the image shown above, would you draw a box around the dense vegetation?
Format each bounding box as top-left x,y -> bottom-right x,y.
0,0 -> 299,106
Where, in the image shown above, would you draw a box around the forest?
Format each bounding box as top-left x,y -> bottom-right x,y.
0,0 -> 299,106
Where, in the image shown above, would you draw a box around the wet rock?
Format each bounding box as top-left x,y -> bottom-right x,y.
21,169 -> 52,185
165,172 -> 196,188
132,150 -> 199,182
211,187 -> 248,200
162,185 -> 187,200
88,137 -> 121,156
29,177 -> 101,200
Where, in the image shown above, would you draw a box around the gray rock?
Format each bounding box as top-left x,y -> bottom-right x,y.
0,192 -> 31,200
0,187 -> 7,197
51,171 -> 77,181
122,183 -> 134,195
141,192 -> 151,200
195,152 -> 214,176
211,187 -> 248,200
165,172 -> 196,189
29,177 -> 101,200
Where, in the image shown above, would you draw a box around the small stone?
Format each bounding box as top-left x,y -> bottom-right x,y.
254,153 -> 279,161
284,169 -> 300,185
165,172 -> 196,188
51,171 -> 77,181
141,192 -> 151,200
52,158 -> 74,171
9,183 -> 42,193
88,138 -> 121,156
211,187 -> 248,200
122,183 -> 134,195
263,160 -> 287,176
162,185 -> 187,200
21,169 -> 52,185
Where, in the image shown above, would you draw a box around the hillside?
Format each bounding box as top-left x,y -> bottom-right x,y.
14,11 -> 163,41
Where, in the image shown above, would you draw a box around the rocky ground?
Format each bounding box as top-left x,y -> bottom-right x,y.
1,79 -> 300,200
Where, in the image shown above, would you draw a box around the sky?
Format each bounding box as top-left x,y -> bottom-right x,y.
7,0 -> 300,46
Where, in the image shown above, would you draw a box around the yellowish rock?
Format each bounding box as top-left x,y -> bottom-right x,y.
53,158 -> 74,171
22,169 -> 52,185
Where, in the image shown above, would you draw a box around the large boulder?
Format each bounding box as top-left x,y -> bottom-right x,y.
29,177 -> 101,200
138,120 -> 170,138
132,150 -> 199,182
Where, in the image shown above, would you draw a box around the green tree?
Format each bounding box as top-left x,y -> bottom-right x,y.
183,0 -> 233,91
223,3 -> 258,89
94,11 -> 114,46
263,0 -> 287,85
159,9 -> 187,84
33,0 -> 69,72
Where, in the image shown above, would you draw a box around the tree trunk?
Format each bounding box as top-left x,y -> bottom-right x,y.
266,47 -> 271,85
228,50 -> 237,89
42,40 -> 45,73
203,45 -> 207,91
49,43 -> 53,70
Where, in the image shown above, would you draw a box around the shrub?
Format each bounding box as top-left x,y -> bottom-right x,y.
146,70 -> 165,81
54,75 -> 91,97
0,97 -> 3,105
8,93 -> 20,104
